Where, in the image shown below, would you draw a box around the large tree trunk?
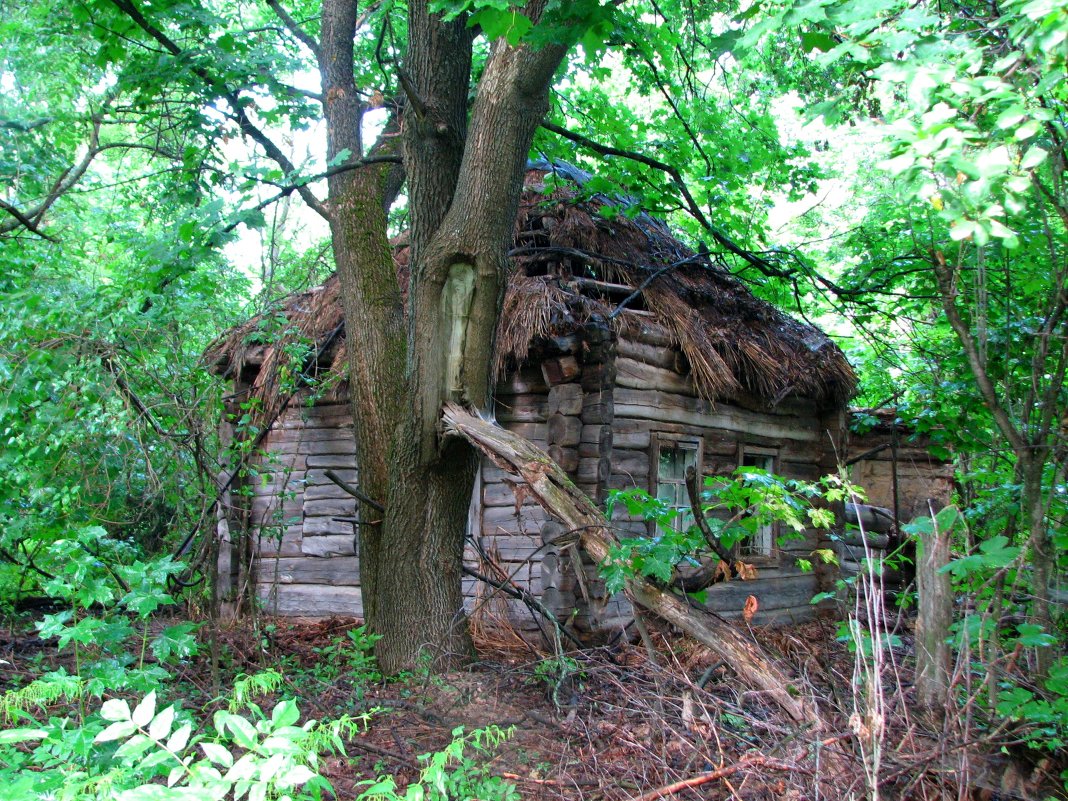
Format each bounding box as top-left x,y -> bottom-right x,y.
442,404 -> 822,727
319,0 -> 572,673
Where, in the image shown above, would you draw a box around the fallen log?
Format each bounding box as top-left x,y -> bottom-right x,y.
442,403 -> 820,726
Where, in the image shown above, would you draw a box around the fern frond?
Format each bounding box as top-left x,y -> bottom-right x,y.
229,669 -> 284,712
1,673 -> 86,723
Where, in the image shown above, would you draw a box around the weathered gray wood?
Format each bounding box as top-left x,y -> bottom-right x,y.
301,534 -> 356,556
547,383 -> 583,416
443,404 -> 820,726
616,357 -> 695,396
500,421 -> 547,441
611,449 -> 650,477
614,388 -> 821,441
621,319 -> 675,348
265,427 -> 354,443
916,519 -> 953,722
580,392 -> 613,425
304,483 -> 355,502
547,444 -> 579,473
256,525 -> 303,557
250,499 -> 303,523
495,394 -> 548,423
305,453 -> 358,469
306,468 -> 358,486
302,516 -> 356,537
257,556 -> 360,585
617,337 -> 682,371
296,437 -> 357,456
303,497 -> 357,517
256,583 -> 363,617
546,414 -> 581,446
495,367 -> 548,396
483,482 -> 542,508
483,504 -> 548,526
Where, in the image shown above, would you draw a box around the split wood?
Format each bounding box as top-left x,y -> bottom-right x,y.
442,403 -> 820,727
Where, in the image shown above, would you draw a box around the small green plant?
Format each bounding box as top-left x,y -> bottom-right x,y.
601,470 -> 841,594
356,725 -> 518,801
531,655 -> 584,706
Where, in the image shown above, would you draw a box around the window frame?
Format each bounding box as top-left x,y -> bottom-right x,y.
650,433 -> 704,537
735,444 -> 780,563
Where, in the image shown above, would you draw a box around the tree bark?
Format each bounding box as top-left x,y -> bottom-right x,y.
442,403 -> 822,726
915,509 -> 952,722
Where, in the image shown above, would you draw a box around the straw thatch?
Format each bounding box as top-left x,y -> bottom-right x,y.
205,167 -> 856,424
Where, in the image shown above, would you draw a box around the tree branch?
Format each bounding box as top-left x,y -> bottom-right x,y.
106,0 -> 330,220
264,0 -> 321,59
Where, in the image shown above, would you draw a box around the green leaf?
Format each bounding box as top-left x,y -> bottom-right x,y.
1016,623 -> 1056,648
132,692 -> 157,727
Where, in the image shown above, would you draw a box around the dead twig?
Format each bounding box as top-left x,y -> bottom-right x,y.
631,755 -> 807,801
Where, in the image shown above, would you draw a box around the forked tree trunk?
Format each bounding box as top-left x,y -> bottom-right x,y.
442,404 -> 822,727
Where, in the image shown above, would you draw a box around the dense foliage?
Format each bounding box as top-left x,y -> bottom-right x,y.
1,0 -> 1067,793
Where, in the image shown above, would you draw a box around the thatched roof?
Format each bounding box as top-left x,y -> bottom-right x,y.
205,168 -> 856,423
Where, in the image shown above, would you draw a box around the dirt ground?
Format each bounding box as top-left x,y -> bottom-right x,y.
2,613 -> 1064,800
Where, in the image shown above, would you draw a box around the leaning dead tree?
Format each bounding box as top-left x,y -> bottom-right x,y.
442,404 -> 820,727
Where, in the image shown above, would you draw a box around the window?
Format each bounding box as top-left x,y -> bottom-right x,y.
654,437 -> 701,533
738,449 -> 776,558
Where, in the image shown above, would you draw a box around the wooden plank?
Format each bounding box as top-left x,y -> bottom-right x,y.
255,584 -> 363,617
306,453 -> 359,469
304,497 -> 357,517
297,437 -> 358,456
495,394 -> 547,423
614,389 -> 821,442
611,449 -> 649,478
302,516 -> 356,537
306,468 -> 358,486
256,525 -> 303,557
495,367 -> 548,395
500,421 -> 547,441
304,483 -> 354,502
301,534 -> 356,557
257,556 -> 360,585
615,357 -> 695,396
702,573 -> 818,613
483,481 -> 542,508
265,427 -> 354,444
483,504 -> 548,527
617,337 -> 682,371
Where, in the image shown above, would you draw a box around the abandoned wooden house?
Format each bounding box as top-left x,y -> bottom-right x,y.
207,166 -> 869,636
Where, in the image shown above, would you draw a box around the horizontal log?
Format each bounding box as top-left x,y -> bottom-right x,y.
483,481 -> 542,508
296,437 -> 357,456
500,421 -> 547,441
305,453 -> 359,469
301,534 -> 356,557
257,556 -> 360,585
579,362 -> 616,392
483,504 -> 548,527
547,383 -> 583,416
256,583 -> 363,617
621,318 -> 675,348
580,392 -> 614,425
306,468 -> 358,486
256,525 -> 303,557
302,517 -> 356,537
615,357 -> 695,396
264,427 -> 354,444
617,337 -> 683,371
304,497 -> 357,517
275,404 -> 352,429
495,367 -> 548,395
495,394 -> 548,423
611,449 -> 650,477
702,573 -> 818,614
304,483 -> 354,502
250,499 -> 302,523
614,388 -> 821,442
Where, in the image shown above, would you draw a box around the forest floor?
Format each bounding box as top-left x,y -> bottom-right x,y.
2,613 -> 1063,800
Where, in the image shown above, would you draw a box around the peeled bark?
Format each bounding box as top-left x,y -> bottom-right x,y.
442,404 -> 822,726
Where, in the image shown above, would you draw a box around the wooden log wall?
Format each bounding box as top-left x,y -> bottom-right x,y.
232,319 -> 851,631
245,401 -> 363,618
